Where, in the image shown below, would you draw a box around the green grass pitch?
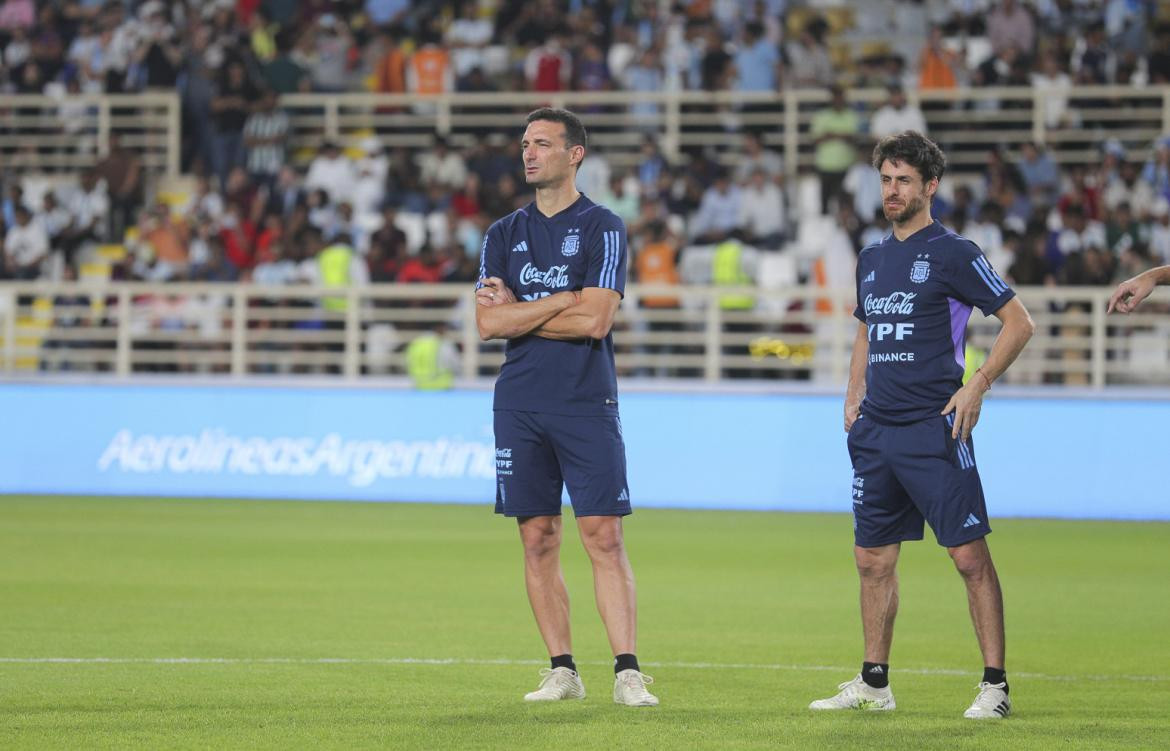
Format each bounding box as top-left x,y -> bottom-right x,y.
1,496 -> 1167,749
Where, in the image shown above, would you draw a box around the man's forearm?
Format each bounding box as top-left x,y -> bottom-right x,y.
1143,265 -> 1170,285
477,293 -> 576,340
979,316 -> 1033,384
532,307 -> 604,341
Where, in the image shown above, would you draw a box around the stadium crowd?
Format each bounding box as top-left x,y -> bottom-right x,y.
0,0 -> 1167,304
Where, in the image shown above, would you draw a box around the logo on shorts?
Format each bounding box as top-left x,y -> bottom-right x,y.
561,229 -> 580,257
910,253 -> 931,283
962,513 -> 981,528
852,475 -> 865,503
496,447 -> 514,476
617,488 -> 630,503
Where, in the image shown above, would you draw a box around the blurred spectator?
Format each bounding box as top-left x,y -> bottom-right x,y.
1031,51 -> 1074,129
918,26 -> 960,90
811,86 -> 861,214
398,246 -> 446,283
869,85 -> 927,139
1072,21 -> 1110,85
843,145 -> 882,225
699,26 -> 733,91
1103,161 -> 1155,217
598,173 -> 640,224
211,59 -> 256,188
622,48 -> 664,125
406,32 -> 453,104
4,204 -> 48,280
416,135 -> 467,191
575,40 -> 611,96
61,169 -> 109,266
525,34 -> 571,92
186,175 -> 225,225
35,191 -> 70,251
0,0 -> 34,31
1059,166 -> 1103,222
1055,204 -> 1107,265
310,14 -> 355,93
786,22 -> 834,88
738,169 -> 786,249
987,0 -> 1035,57
370,25 -> 406,95
266,166 -> 304,219
1141,139 -> 1170,200
305,141 -> 356,205
263,30 -> 310,94
1017,142 -> 1061,208
1149,198 -> 1170,263
734,132 -> 783,184
132,2 -> 181,90
576,150 -> 611,200
243,89 -> 289,189
95,132 -> 143,241
446,2 -> 493,79
690,169 -> 742,243
634,219 -> 680,309
733,21 -> 781,94
138,203 -> 189,281
1105,202 -> 1149,258
636,137 -> 668,198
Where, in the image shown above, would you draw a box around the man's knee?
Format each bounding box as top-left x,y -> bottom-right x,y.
579,518 -> 625,560
948,539 -> 993,580
854,545 -> 898,580
519,516 -> 561,559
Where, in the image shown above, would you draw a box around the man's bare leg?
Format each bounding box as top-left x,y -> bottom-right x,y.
518,515 -> 571,656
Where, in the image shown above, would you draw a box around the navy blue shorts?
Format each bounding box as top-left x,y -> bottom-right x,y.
493,410 -> 632,518
847,413 -> 991,548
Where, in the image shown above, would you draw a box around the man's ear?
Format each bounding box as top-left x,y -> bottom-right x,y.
570,145 -> 585,168
925,176 -> 939,199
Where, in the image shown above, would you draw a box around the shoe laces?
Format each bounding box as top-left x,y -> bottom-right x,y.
837,674 -> 865,692
972,681 -> 1006,706
619,670 -> 655,692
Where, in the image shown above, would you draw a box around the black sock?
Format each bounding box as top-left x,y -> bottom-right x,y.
551,654 -> 576,673
861,662 -> 889,689
614,653 -> 639,674
983,667 -> 1008,692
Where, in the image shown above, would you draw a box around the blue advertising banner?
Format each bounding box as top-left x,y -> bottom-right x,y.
0,383 -> 1165,520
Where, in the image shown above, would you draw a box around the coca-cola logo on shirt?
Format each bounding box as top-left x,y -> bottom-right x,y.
519,262 -> 570,289
863,291 -> 917,316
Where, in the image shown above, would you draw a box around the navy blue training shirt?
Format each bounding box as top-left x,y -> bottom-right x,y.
853,221 -> 1015,425
479,194 -> 627,416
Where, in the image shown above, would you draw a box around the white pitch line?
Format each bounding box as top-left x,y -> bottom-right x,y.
0,657 -> 1165,683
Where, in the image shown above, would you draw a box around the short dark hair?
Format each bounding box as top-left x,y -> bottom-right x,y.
871,131 -> 946,183
525,107 -> 588,151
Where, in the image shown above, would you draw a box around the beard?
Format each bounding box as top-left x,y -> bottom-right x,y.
883,192 -> 927,223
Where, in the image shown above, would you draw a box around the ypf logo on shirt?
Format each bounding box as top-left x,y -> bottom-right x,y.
561,229 -> 580,257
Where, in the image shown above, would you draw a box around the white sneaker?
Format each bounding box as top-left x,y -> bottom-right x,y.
809,674 -> 895,711
524,667 -> 586,702
613,669 -> 659,706
964,681 -> 1011,719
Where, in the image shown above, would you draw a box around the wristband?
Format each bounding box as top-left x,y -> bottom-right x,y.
975,368 -> 992,392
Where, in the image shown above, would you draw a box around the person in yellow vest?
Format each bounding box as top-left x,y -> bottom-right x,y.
712,234 -> 754,310
318,236 -> 353,313
405,323 -> 457,390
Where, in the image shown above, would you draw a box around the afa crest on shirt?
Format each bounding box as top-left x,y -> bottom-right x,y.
561,229 -> 580,257
910,253 -> 931,284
